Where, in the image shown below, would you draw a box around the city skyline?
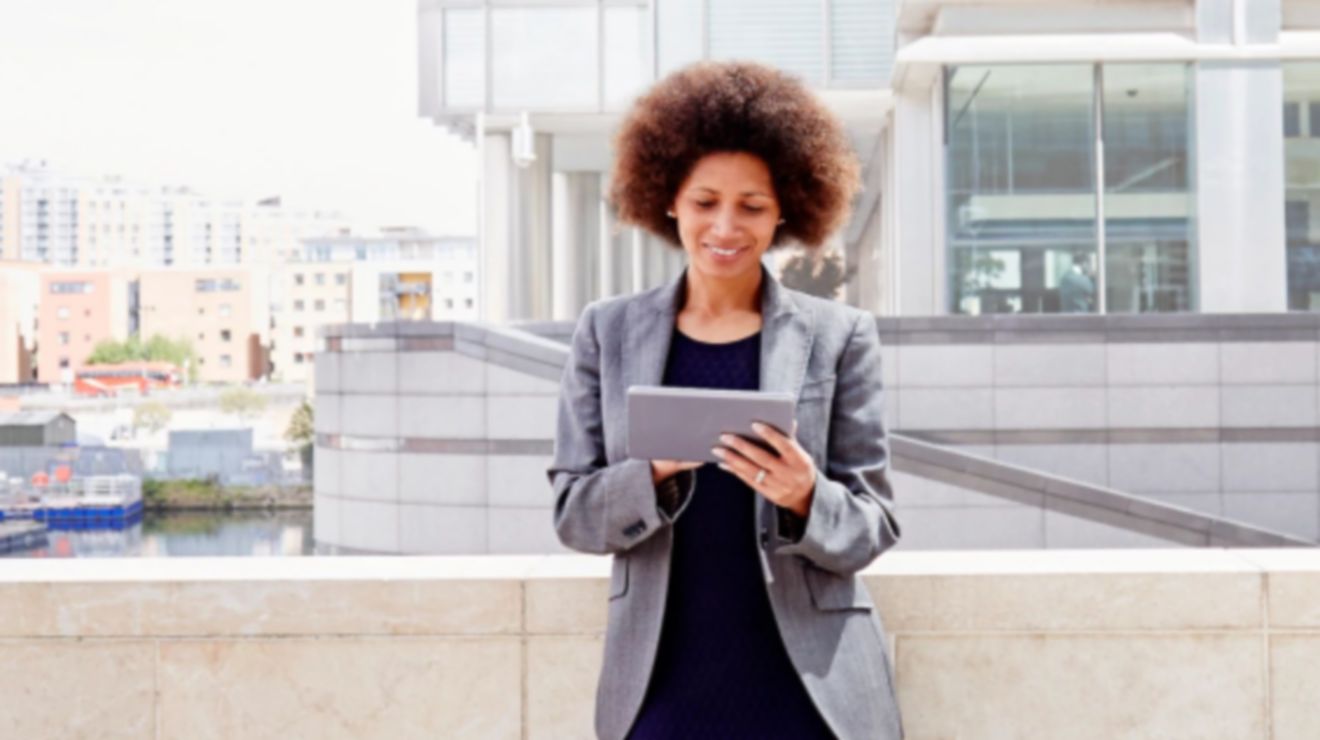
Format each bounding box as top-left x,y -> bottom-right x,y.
0,0 -> 477,236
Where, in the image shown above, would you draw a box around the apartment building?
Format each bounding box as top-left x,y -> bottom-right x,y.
138,267 -> 270,383
0,261 -> 42,384
35,269 -> 134,385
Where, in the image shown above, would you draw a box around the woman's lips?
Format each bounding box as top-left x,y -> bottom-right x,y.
705,243 -> 746,262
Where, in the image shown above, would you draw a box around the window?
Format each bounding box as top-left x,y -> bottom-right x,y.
58,332 -> 69,345
315,273 -> 325,286
59,357 -> 69,369
293,352 -> 304,364
1286,102 -> 1303,138
1285,63 -> 1320,309
334,298 -> 347,312
463,271 -> 474,283
492,7 -> 596,108
464,297 -> 473,309
294,300 -> 305,311
220,329 -> 232,342
445,298 -> 454,309
219,354 -> 232,368
335,273 -> 347,286
445,8 -> 485,107
219,304 -> 232,318
57,307 -> 69,319
294,273 -> 305,286
314,299 -> 325,311
946,63 -> 1195,315
49,281 -> 93,294
293,326 -> 305,338
709,0 -> 824,84
196,278 -> 240,292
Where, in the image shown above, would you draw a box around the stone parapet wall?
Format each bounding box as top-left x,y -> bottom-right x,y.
2,550 -> 1317,738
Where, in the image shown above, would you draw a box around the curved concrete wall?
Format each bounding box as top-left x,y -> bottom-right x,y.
313,322 -> 568,555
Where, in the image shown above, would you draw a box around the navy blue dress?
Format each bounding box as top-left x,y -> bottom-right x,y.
627,329 -> 835,739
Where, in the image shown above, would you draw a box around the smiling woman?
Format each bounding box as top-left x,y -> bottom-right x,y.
549,61 -> 903,740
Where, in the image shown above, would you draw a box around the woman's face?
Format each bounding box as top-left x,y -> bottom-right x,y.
670,151 -> 781,283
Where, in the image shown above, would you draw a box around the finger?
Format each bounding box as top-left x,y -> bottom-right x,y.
749,421 -> 795,457
716,433 -> 783,472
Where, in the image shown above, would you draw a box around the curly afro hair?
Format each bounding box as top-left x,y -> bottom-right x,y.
609,60 -> 861,249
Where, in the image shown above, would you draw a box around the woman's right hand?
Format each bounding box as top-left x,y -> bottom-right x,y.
650,459 -> 704,486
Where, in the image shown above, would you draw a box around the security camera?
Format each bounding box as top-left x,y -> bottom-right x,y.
512,111 -> 537,169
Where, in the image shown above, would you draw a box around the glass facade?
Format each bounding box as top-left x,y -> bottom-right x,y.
1101,64 -> 1196,313
431,1 -> 895,114
1284,62 -> 1320,310
947,65 -> 1097,315
946,63 -> 1195,315
491,7 -> 597,109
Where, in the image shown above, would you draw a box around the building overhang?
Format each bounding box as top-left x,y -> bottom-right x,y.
894,30 -> 1320,91
469,88 -> 895,138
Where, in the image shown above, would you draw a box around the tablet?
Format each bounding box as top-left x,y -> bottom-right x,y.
626,385 -> 796,464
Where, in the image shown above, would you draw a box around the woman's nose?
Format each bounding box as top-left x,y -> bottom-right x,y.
710,207 -> 739,237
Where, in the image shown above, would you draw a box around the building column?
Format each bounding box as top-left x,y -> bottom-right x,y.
551,172 -> 602,320
893,80 -> 944,316
479,128 -> 554,322
1194,0 -> 1286,312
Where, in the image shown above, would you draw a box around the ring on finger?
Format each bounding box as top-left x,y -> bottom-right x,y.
754,468 -> 767,485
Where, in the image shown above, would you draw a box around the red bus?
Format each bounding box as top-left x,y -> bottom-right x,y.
74,362 -> 182,397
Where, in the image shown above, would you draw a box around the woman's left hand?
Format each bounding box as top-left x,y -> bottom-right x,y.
713,420 -> 816,518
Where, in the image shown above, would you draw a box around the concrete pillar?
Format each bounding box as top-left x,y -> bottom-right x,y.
551,172 -> 602,320
480,129 -> 554,322
1194,0 -> 1286,312
893,80 -> 944,315
479,129 -> 512,322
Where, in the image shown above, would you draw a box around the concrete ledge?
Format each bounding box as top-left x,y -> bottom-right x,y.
2,551 -> 1319,738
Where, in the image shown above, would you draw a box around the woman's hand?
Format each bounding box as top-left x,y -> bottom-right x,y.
712,421 -> 817,518
650,459 -> 703,486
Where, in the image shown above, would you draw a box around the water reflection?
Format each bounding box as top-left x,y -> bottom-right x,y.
3,509 -> 317,558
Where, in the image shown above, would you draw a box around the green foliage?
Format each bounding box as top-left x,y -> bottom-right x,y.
218,385 -> 268,422
85,334 -> 198,381
285,399 -> 314,446
132,401 -> 172,435
779,249 -> 856,301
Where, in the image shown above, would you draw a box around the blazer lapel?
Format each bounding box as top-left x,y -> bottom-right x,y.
759,265 -> 813,401
622,269 -> 684,393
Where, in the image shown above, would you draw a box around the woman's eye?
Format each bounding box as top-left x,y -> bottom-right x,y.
694,201 -> 715,209
743,205 -> 765,214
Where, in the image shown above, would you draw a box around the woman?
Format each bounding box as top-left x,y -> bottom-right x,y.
548,61 -> 903,740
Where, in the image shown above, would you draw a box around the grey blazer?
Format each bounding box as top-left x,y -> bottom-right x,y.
547,264 -> 904,740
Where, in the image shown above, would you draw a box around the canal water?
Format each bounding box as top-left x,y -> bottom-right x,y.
1,509 -> 319,558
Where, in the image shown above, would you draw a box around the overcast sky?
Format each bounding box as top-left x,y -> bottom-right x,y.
0,0 -> 477,235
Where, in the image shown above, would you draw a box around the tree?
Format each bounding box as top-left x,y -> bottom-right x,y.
132,401 -> 172,436
779,248 -> 856,301
86,334 -> 198,382
219,386 -> 268,424
285,399 -> 314,447
285,399 -> 315,481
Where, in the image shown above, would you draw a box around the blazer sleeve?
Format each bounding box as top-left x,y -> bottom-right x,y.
772,310 -> 901,575
547,302 -> 696,555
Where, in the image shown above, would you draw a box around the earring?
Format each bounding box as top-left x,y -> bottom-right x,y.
777,218 -> 786,225
666,210 -> 676,218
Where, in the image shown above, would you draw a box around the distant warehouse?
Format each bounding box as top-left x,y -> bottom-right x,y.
0,412 -> 76,447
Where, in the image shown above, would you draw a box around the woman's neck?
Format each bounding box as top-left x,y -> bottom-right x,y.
681,266 -> 763,318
